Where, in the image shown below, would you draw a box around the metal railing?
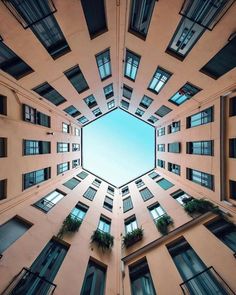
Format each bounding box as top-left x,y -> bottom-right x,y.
180,266 -> 235,295
1,267 -> 56,295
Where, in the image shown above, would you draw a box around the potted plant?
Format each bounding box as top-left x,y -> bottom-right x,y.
123,227 -> 143,248
184,198 -> 219,217
156,214 -> 173,235
90,229 -> 114,251
57,214 -> 82,238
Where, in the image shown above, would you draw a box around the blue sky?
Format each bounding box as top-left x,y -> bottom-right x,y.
82,109 -> 155,186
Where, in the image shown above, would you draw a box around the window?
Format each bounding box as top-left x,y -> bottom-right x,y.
123,197 -> 133,213
75,128 -> 80,136
57,142 -> 69,153
140,187 -> 153,201
57,162 -> 70,175
148,115 -> 158,124
0,40 -> 33,79
157,127 -> 165,136
96,49 -> 111,80
92,178 -> 102,188
33,83 -> 66,106
0,216 -> 32,253
72,159 -> 80,168
107,100 -> 115,110
34,190 -> 66,212
187,107 -> 213,128
83,187 -> 97,201
0,95 -> 7,115
124,49 -> 140,81
229,138 -> 236,158
157,144 -> 165,152
63,177 -> 80,190
78,116 -> 89,124
81,0 -> 107,39
148,67 -> 172,94
139,95 -> 153,109
84,95 -> 97,109
200,35 -> 236,79
168,142 -> 181,153
62,123 -> 70,133
98,216 -> 111,233
156,178 -> 174,190
64,65 -> 89,94
129,0 -> 156,39
125,216 -> 137,233
168,121 -> 180,133
77,171 -> 88,179
121,99 -> 129,110
72,143 -> 80,151
123,84 -> 133,100
187,168 -> 214,190
0,138 -> 7,157
205,218 -> 236,253
93,108 -> 102,117
155,105 -> 172,117
135,179 -> 145,188
168,163 -> 181,175
187,140 -> 213,155
63,105 -> 81,118
24,140 -> 50,155
0,179 -> 7,200
148,171 -> 159,180
169,83 -> 201,106
129,258 -> 157,295
229,180 -> 236,200
229,97 -> 236,117
23,167 -> 50,190
71,202 -> 88,221
81,260 -> 106,295
157,159 -> 165,168
149,203 -> 165,222
103,196 -> 113,212
122,186 -> 129,196
37,111 -> 51,127
107,186 -> 114,196
171,190 -> 192,206
104,84 -> 114,99
135,108 -> 144,117
23,105 -> 50,127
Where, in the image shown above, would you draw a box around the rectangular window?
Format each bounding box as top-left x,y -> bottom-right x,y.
135,108 -> 144,117
157,127 -> 165,136
168,121 -> 180,133
156,178 -> 174,190
104,83 -> 114,99
124,49 -> 140,81
140,187 -> 153,201
187,168 -> 214,190
122,186 -> 129,196
77,116 -> 89,124
148,67 -> 172,94
62,122 -> 70,133
123,196 -> 133,213
229,180 -> 236,200
187,140 -> 213,155
83,187 -> 97,201
92,178 -> 102,188
98,216 -> 111,233
72,159 -> 80,168
63,105 -> 81,118
93,108 -> 102,117
157,144 -> 165,152
135,179 -> 145,188
148,203 -> 165,222
229,138 -> 236,158
148,171 -> 159,180
24,140 -> 50,155
107,100 -> 115,110
103,196 -> 113,212
139,95 -> 153,109
125,216 -> 138,233
121,99 -> 129,110
34,189 -> 66,212
37,111 -> 51,127
33,83 -> 66,106
187,107 -> 213,128
107,186 -> 115,196
0,216 -> 32,253
23,167 -> 50,190
0,95 -> 7,115
64,65 -> 89,94
129,0 -> 156,39
0,41 -> 33,79
168,142 -> 181,153
23,104 -> 50,127
57,162 -> 69,175
77,171 -> 88,179
84,95 -> 97,109
148,115 -> 158,124
81,0 -> 107,39
123,84 -> 133,100
169,83 -> 201,106
96,49 -> 111,80
81,260 -> 107,295
157,159 -> 165,169
171,190 -> 192,206
57,142 -> 69,153
129,258 -> 157,295
63,177 -> 80,190
71,202 -> 88,221
229,97 -> 236,117
0,179 -> 7,200
155,105 -> 172,117
72,143 -> 80,151
168,163 -> 181,175
75,128 -> 80,136
0,138 -> 7,157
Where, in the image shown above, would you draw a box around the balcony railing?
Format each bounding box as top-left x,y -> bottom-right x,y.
1,267 -> 56,295
180,266 -> 235,295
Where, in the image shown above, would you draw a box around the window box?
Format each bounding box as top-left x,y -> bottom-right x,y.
184,198 -> 219,217
57,214 -> 82,238
123,227 -> 143,248
90,229 -> 114,251
155,214 -> 173,235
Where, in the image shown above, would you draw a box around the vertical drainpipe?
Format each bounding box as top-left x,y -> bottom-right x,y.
220,95 -> 226,201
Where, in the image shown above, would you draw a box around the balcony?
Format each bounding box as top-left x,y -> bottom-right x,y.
1,267 -> 56,295
180,266 -> 235,295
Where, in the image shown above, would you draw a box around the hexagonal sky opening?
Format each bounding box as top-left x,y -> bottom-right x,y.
82,109 -> 155,187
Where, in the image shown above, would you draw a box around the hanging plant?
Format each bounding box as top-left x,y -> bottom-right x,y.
156,214 -> 173,235
57,214 -> 81,238
183,198 -> 220,216
91,229 -> 114,251
122,227 -> 143,248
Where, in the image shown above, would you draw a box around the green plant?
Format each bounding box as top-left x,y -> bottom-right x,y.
156,214 -> 173,235
123,228 -> 143,248
91,229 -> 114,251
57,214 -> 81,238
184,198 -> 218,216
